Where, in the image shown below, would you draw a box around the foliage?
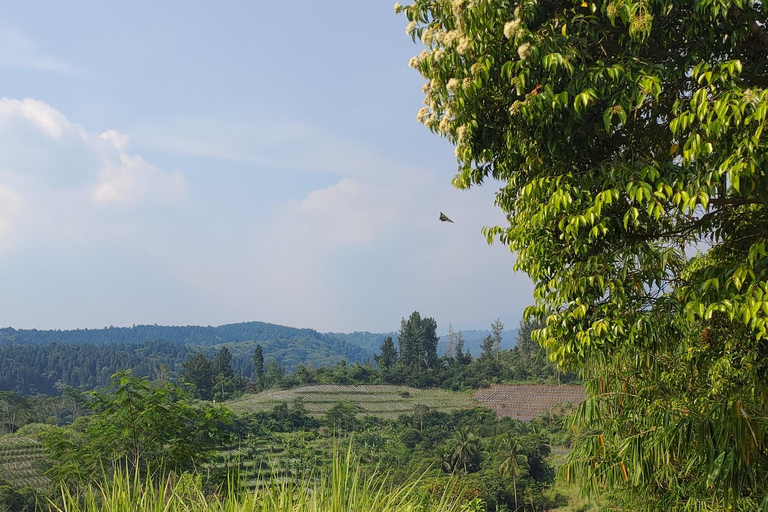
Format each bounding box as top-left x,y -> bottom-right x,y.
0,321 -> 370,394
48,449 -> 481,512
399,0 -> 768,508
0,479 -> 36,512
41,372 -> 232,483
398,311 -> 440,372
0,340 -> 188,395
182,353 -> 215,400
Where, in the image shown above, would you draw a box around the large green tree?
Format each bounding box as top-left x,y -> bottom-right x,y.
400,0 -> 768,509
181,353 -> 214,400
42,372 -> 231,482
398,311 -> 440,370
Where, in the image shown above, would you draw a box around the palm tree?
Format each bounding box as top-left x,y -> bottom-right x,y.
448,427 -> 481,473
499,433 -> 527,511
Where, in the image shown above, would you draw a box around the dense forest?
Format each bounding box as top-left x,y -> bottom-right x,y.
0,317 -> 531,395
0,321 -> 374,394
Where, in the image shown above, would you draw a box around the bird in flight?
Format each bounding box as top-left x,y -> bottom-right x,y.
439,212 -> 454,223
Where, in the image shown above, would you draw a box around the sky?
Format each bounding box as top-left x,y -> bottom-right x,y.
0,1 -> 534,334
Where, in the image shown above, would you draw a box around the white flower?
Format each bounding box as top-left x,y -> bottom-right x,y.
432,49 -> 444,62
456,37 -> 471,54
463,78 -> 473,90
394,2 -> 403,13
409,56 -> 420,68
447,78 -> 460,93
509,100 -> 523,115
417,107 -> 430,124
422,82 -> 430,94
504,20 -> 521,40
406,21 -> 417,36
421,28 -> 434,45
439,115 -> 452,133
456,125 -> 467,142
517,42 -> 532,60
443,30 -> 460,46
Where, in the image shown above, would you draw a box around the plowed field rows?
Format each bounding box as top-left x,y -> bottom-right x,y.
474,384 -> 586,420
0,436 -> 51,489
225,385 -> 475,419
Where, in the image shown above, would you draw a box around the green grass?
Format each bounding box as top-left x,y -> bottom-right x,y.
224,385 -> 475,419
50,447 -> 480,512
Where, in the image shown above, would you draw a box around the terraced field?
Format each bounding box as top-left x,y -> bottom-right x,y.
0,435 -> 50,489
225,385 -> 476,418
474,384 -> 586,421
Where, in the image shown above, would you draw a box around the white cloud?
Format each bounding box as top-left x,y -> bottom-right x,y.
0,97 -> 187,247
278,178 -> 399,247
93,154 -> 186,207
0,25 -> 72,73
0,98 -> 76,138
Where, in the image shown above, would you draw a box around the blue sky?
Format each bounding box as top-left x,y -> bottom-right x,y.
0,1 -> 534,333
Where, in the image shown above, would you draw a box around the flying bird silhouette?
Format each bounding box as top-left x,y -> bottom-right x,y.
439,212 -> 454,223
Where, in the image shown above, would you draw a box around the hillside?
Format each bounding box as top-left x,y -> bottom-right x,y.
224,384 -> 476,419
474,384 -> 586,421
0,321 -> 373,394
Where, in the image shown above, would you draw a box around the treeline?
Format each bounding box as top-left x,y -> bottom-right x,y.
243,314 -> 574,391
0,322 -> 373,395
0,321 -> 368,371
0,340 -> 188,395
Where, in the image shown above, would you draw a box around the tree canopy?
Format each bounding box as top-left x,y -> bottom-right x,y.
399,0 -> 768,509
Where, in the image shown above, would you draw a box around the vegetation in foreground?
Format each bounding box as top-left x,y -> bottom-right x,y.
1,371 -> 582,511
400,0 -> 768,508
49,450 -> 480,512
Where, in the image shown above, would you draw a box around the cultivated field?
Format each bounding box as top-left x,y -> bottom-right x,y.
224,385 -> 476,418
0,435 -> 50,489
474,384 -> 586,421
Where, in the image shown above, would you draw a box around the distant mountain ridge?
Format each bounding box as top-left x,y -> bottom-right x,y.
0,321 -> 371,394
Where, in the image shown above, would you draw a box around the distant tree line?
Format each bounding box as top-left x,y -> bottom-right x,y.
0,339 -> 188,395
243,312 -> 574,391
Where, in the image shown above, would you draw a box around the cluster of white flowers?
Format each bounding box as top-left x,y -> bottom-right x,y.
452,0 -> 466,20
456,36 -> 471,55
432,49 -> 444,62
456,125 -> 468,143
421,27 -> 435,46
417,107 -> 430,124
439,114 -> 452,134
509,100 -> 524,115
405,20 -> 417,36
463,78 -> 473,90
394,2 -> 404,13
447,78 -> 461,93
438,30 -> 461,47
517,42 -> 532,60
409,56 -> 420,69
504,19 -> 522,40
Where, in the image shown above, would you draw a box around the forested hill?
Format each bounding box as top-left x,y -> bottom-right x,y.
0,322 -> 351,349
0,321 -> 372,394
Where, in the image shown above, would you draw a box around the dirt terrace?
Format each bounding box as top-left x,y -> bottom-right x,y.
473,384 -> 586,421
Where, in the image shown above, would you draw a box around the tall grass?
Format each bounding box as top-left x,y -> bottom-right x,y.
50,446 -> 480,512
